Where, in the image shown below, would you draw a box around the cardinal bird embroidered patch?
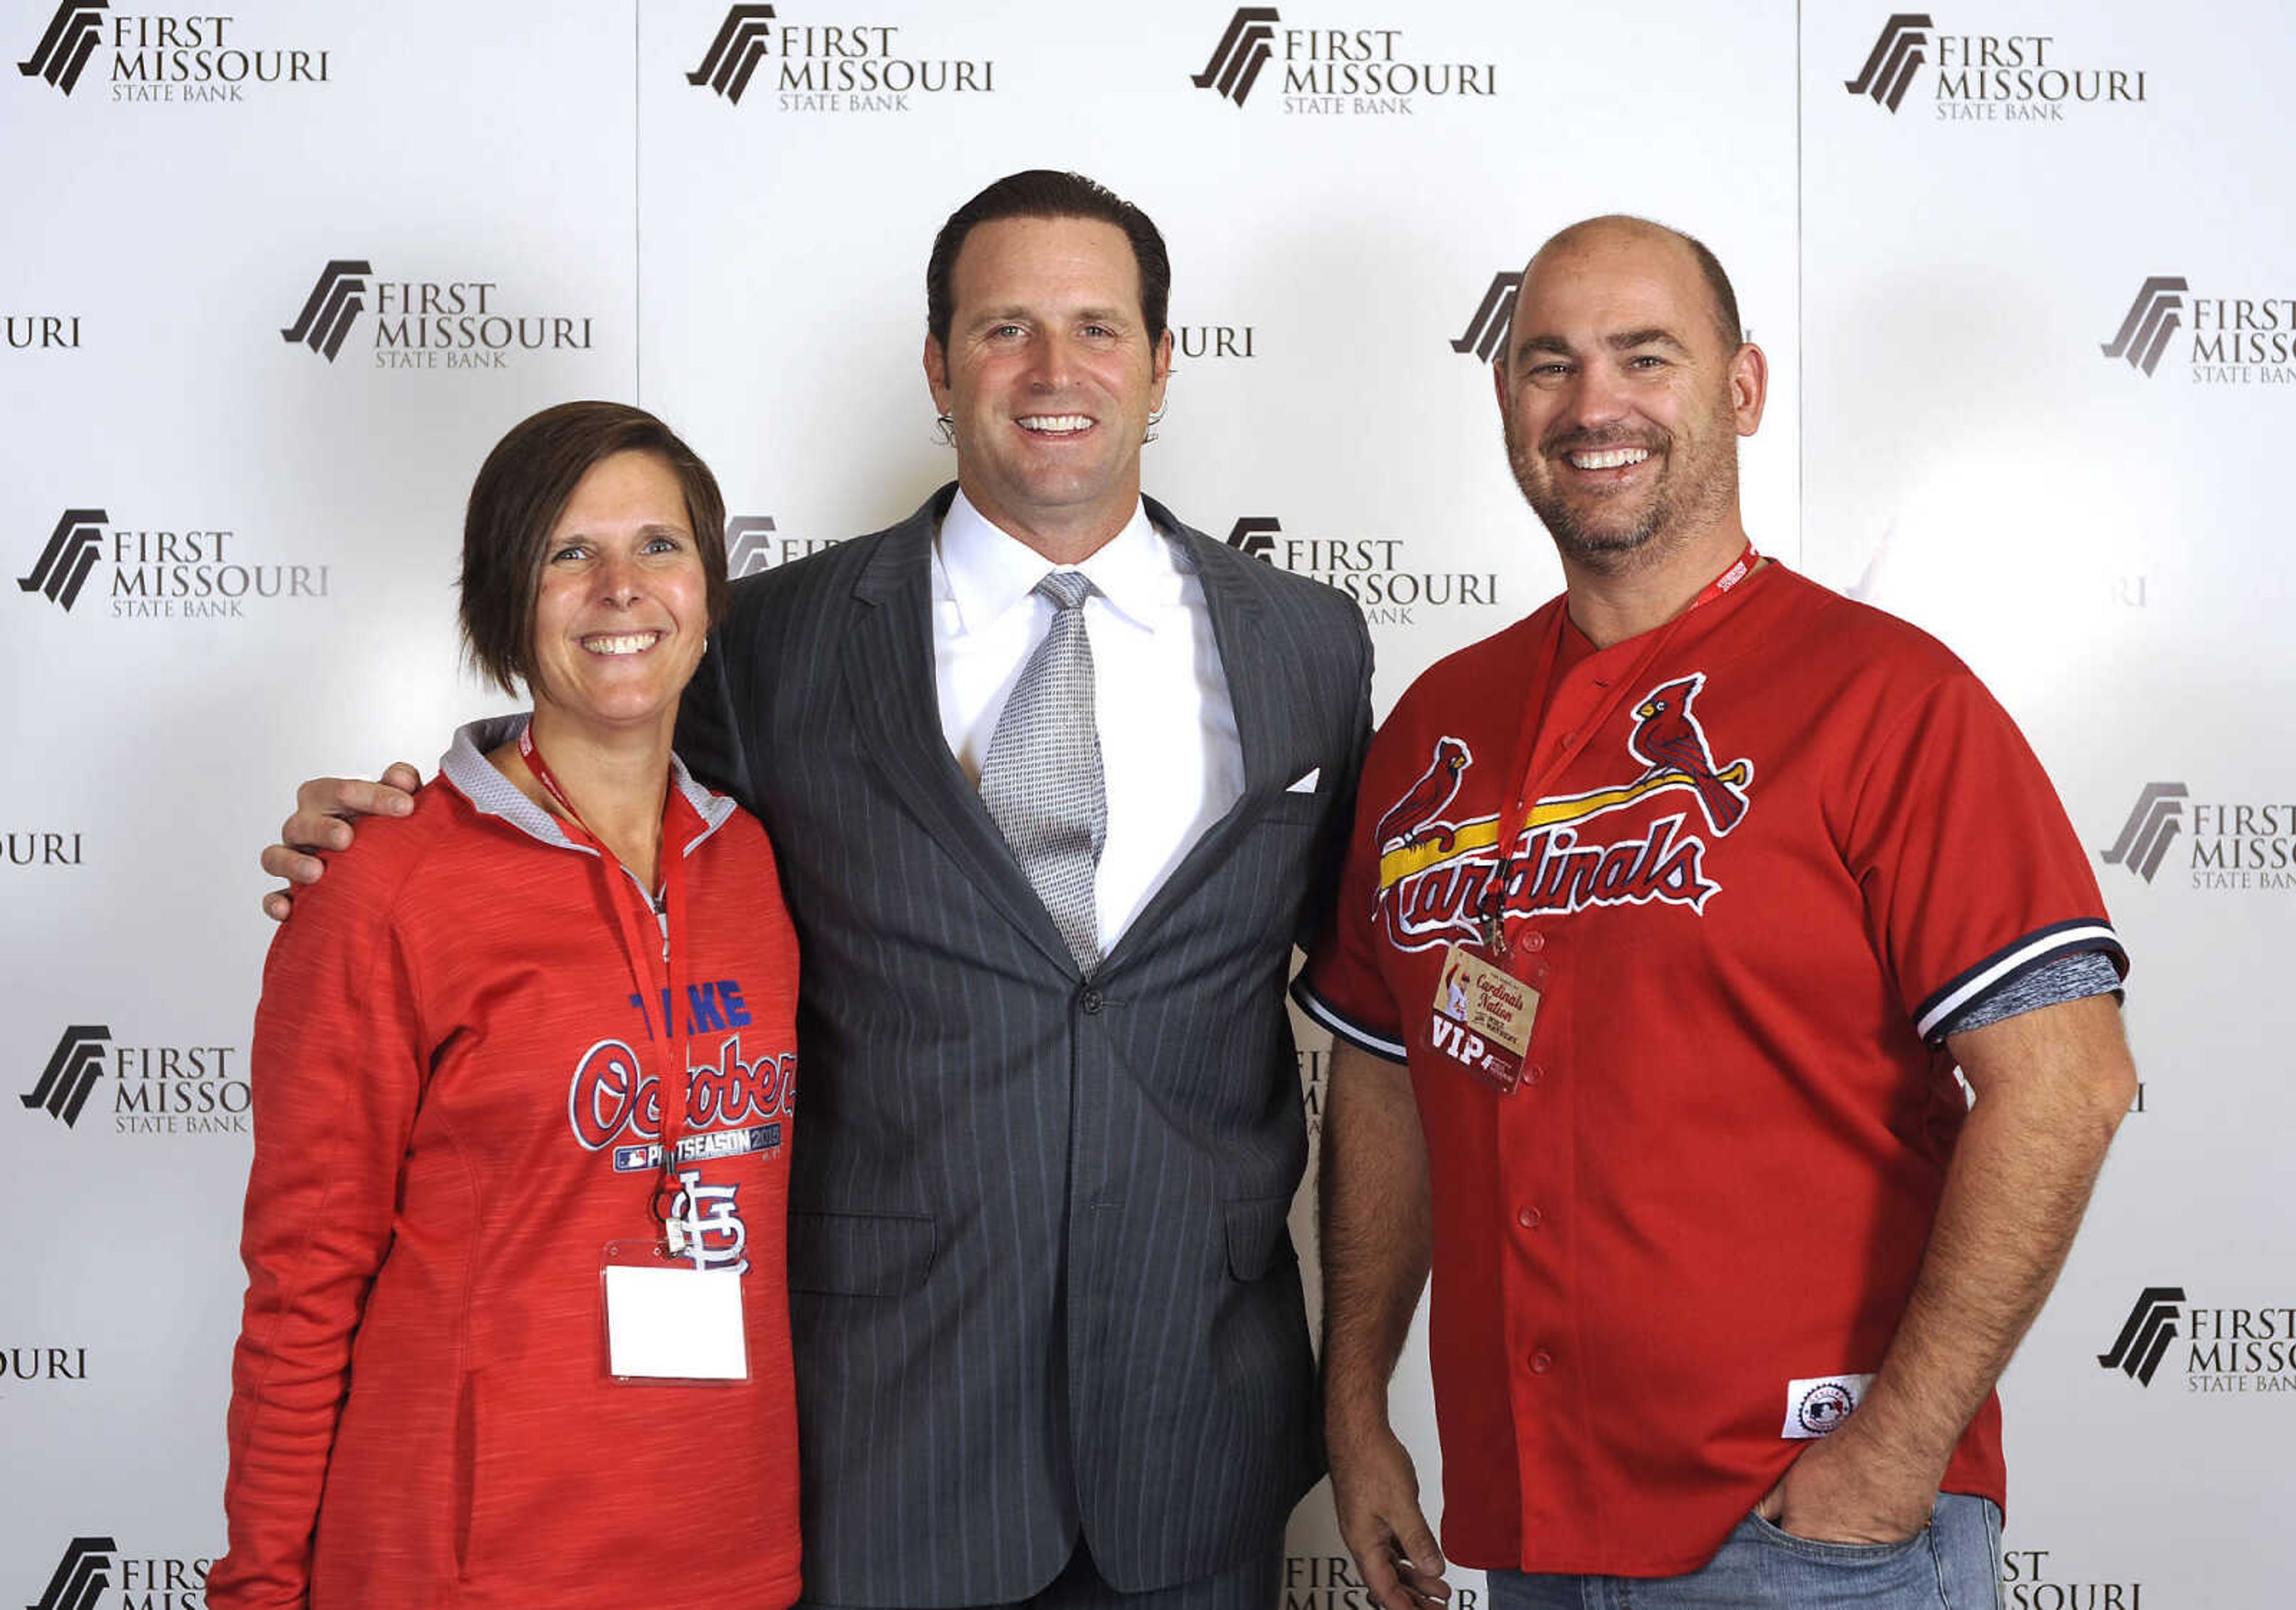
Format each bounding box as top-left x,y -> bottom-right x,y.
1623,673 -> 1751,835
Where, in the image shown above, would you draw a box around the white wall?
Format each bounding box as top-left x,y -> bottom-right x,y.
2,4 -> 2278,1604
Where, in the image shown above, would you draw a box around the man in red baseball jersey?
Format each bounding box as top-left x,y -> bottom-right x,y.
1299,216 -> 2137,1610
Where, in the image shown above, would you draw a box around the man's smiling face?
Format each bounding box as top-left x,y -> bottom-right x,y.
926,215 -> 1172,553
1495,221 -> 1760,574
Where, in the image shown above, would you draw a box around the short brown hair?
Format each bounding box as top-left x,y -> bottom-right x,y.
926,170 -> 1172,350
459,401 -> 728,697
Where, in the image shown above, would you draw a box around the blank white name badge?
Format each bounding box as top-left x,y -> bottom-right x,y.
602,1246 -> 749,1382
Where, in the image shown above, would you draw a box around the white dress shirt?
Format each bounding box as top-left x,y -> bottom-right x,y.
933,489 -> 1244,954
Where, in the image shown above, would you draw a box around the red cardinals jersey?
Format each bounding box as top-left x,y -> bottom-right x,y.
1297,563 -> 2125,1577
210,725 -> 801,1610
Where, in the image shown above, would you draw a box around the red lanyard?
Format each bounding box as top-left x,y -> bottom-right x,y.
520,723 -> 692,1230
1482,543 -> 1759,955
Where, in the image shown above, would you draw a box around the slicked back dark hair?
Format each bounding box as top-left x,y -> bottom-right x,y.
926,169 -> 1172,350
459,400 -> 728,698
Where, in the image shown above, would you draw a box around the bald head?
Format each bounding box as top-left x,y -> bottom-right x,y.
1515,215 -> 1742,363
1491,212 -> 1767,586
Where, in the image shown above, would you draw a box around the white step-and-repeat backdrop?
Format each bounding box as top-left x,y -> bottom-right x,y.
3,1 -> 2285,1605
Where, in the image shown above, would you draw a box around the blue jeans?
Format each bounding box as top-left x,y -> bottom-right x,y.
1485,1493 -> 2002,1609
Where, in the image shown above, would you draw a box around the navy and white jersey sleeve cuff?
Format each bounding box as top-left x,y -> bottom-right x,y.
1290,979 -> 1410,1064
1915,918 -> 2129,1045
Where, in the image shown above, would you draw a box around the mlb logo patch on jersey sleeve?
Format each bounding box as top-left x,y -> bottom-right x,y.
1781,1371 -> 1875,1438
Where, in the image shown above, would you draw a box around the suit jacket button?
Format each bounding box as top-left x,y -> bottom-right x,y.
1080,987 -> 1105,1014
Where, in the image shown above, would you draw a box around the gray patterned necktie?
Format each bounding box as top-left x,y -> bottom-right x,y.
980,570 -> 1107,972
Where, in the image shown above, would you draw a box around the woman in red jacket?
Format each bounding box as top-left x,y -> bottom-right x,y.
210,402 -> 802,1609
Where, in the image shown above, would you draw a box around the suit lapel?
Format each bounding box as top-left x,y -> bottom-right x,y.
841,496 -> 1079,974
1101,519 -> 1286,972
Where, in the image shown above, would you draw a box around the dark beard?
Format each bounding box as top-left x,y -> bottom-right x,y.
1505,420 -> 1736,577
1506,430 -> 1668,574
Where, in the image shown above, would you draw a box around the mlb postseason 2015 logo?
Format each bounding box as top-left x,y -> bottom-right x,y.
20,1024 -> 249,1137
16,1 -> 328,103
24,1537 -> 210,1610
1222,516 -> 1498,627
17,508 -> 328,621
2099,781 -> 2296,892
281,259 -> 596,372
1845,14 -> 2147,122
686,4 -> 994,113
2000,1547 -> 2148,1610
1191,7 -> 1500,115
2102,1285 -> 2296,1399
2102,275 -> 2296,387
725,516 -> 841,578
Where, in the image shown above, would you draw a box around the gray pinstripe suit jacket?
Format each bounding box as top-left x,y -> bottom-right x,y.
677,485 -> 1371,1606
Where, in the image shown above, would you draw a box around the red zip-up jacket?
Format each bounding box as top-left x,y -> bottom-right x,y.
211,722 -> 801,1609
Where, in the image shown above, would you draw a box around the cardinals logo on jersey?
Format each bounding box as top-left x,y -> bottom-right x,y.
1373,673 -> 1756,952
1375,738 -> 1471,854
1625,674 -> 1750,834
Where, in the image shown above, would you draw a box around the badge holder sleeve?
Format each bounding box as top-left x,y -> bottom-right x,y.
601,1239 -> 750,1383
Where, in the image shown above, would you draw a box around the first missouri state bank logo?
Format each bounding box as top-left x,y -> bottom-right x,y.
2099,1287 -> 2184,1386
725,515 -> 841,578
280,259 -> 594,369
17,508 -> 106,610
689,4 -> 775,102
2100,278 -> 2187,378
17,507 -> 329,620
21,1026 -> 109,1129
1450,270 -> 1521,362
17,1 -> 329,102
2099,779 -> 2294,891
1192,7 -> 1278,103
2099,781 -> 2185,883
22,1536 -> 208,1609
28,1536 -> 116,1610
17,1 -> 103,94
686,3 -> 994,111
1843,13 -> 2146,120
1845,13 -> 1932,112
1222,515 -> 1498,626
280,259 -> 371,361
1374,673 -> 1753,952
1189,6 -> 1498,114
2102,274 -> 2296,385
2100,1285 -> 2296,1393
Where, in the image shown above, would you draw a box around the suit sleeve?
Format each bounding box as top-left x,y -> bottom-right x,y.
207,848 -> 430,1610
1293,710 -> 1410,1064
675,614 -> 755,808
1841,668 -> 2127,1047
1294,605 -> 1375,955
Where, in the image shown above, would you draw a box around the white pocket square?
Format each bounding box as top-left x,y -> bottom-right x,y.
1286,768 -> 1321,794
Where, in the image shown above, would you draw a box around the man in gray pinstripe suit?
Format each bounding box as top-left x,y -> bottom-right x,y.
268,171 -> 1370,1610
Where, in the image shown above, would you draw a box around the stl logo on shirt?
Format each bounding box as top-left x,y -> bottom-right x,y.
666,1169 -> 750,1274
1375,672 -> 1755,952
